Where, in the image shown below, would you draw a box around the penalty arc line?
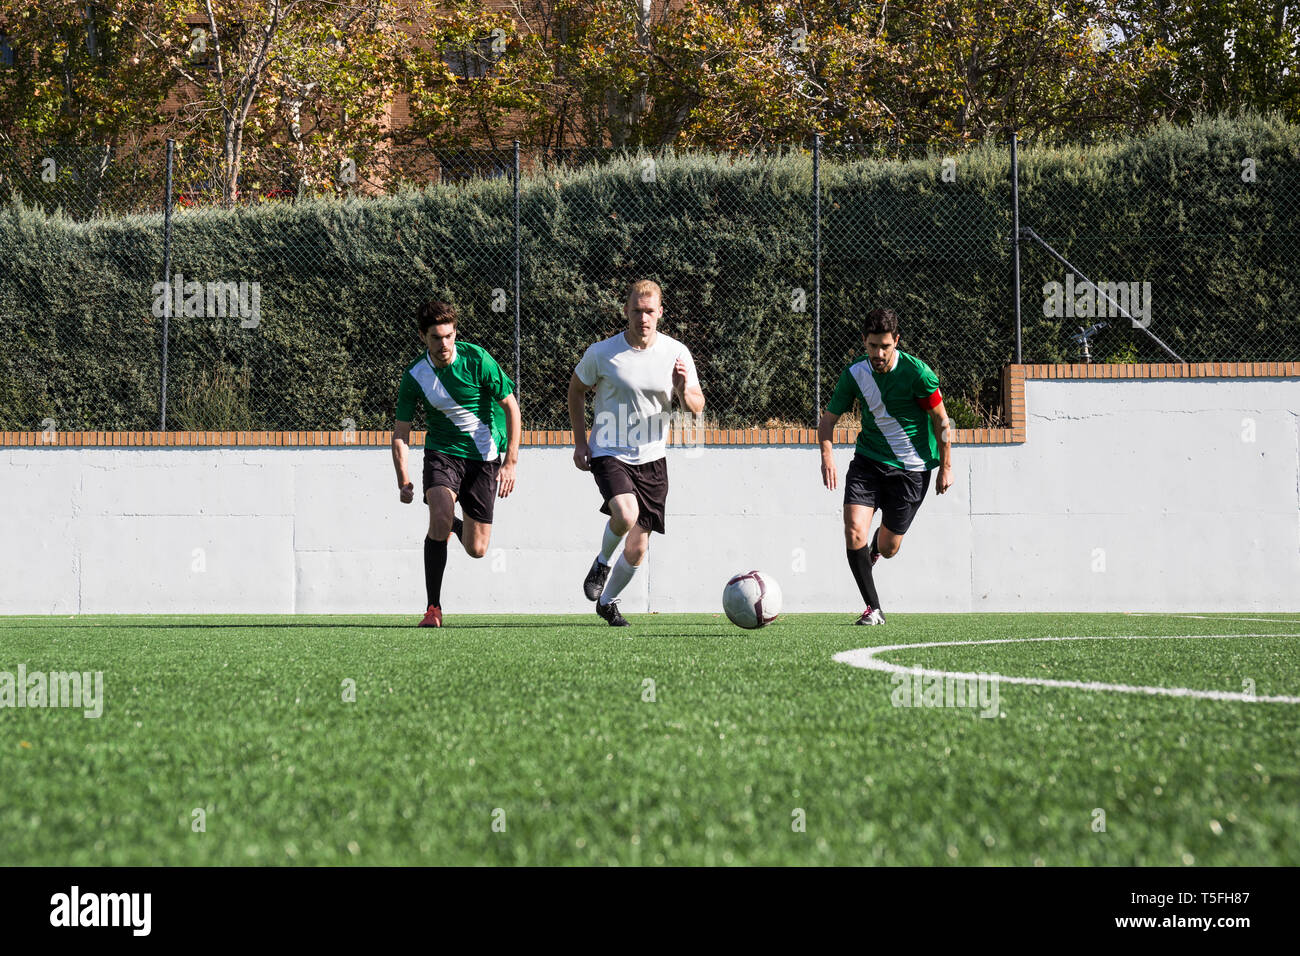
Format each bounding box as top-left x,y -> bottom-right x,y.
1125,613 -> 1300,624
832,634 -> 1300,704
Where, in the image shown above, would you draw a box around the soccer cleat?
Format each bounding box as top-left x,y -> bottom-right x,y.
596,599 -> 630,627
451,516 -> 464,542
855,606 -> 886,626
418,605 -> 443,628
869,529 -> 881,566
583,557 -> 611,602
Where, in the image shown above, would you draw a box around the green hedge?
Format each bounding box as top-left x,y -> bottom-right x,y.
2,113 -> 1296,431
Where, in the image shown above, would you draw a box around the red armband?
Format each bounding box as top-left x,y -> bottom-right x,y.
918,389 -> 943,410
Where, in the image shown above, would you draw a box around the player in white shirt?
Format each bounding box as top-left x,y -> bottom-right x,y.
568,280 -> 705,626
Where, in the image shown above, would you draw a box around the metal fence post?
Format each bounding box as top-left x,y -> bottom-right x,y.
160,138 -> 174,430
513,140 -> 521,403
1010,130 -> 1022,364
813,132 -> 822,425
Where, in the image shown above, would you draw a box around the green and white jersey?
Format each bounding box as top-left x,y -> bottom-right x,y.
827,349 -> 943,472
395,341 -> 514,461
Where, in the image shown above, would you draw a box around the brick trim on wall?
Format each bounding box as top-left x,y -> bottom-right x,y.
6,363 -> 1298,448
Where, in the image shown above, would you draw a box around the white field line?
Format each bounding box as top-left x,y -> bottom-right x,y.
832,634 -> 1300,704
1125,613 -> 1300,624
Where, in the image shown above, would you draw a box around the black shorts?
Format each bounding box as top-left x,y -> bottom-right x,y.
423,449 -> 500,523
590,455 -> 668,534
843,453 -> 931,534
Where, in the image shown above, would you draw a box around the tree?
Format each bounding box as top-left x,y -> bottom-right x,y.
1122,0 -> 1300,120
490,0 -> 679,151
886,0 -> 1173,143
118,1 -> 444,204
667,0 -> 1172,146
120,0 -> 303,205
0,2 -> 174,215
501,0 -> 1173,151
389,0 -> 546,172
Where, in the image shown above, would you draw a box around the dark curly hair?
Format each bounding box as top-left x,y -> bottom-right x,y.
417,300 -> 457,334
862,308 -> 899,339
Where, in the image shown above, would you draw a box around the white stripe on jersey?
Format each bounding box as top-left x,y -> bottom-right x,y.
410,356 -> 498,460
849,360 -> 926,472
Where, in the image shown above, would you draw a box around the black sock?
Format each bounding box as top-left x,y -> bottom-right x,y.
451,517 -> 464,542
425,535 -> 448,607
869,527 -> 880,559
847,546 -> 882,612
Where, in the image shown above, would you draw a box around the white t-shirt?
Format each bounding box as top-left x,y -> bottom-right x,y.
575,331 -> 700,464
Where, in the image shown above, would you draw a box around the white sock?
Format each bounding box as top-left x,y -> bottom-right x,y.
599,552 -> 640,605
597,521 -> 623,565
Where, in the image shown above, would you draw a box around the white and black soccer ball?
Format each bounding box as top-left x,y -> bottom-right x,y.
722,570 -> 782,629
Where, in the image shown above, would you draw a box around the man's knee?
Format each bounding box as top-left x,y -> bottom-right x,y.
428,514 -> 454,540
609,496 -> 639,534
461,519 -> 491,558
844,519 -> 870,550
879,535 -> 902,558
623,532 -> 649,564
426,489 -> 456,538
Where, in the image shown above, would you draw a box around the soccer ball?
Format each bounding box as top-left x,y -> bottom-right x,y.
722,571 -> 782,629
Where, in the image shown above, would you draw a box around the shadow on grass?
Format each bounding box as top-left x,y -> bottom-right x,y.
0,621 -> 565,630
0,617 -> 749,629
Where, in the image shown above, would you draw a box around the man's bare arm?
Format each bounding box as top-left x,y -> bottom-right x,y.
680,384 -> 705,415
818,410 -> 840,490
392,419 -> 415,503
497,393 -> 521,497
568,373 -> 593,471
672,358 -> 705,415
928,401 -> 954,494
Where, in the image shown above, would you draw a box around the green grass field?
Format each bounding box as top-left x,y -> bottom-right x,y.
2,612 -> 1298,865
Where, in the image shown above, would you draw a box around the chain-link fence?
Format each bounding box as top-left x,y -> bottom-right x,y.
1015,148 -> 1300,369
517,146 -> 818,430
3,122 -> 1297,435
820,142 -> 1015,426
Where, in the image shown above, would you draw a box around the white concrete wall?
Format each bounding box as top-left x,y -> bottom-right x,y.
2,377 -> 1297,614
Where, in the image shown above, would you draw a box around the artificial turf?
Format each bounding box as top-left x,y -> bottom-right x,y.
2,612 -> 1297,865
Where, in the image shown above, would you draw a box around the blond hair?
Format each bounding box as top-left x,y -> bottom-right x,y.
624,279 -> 662,307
